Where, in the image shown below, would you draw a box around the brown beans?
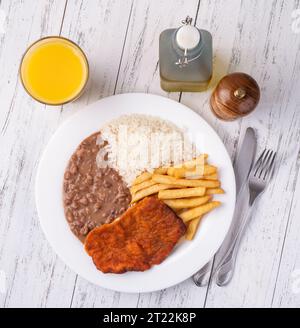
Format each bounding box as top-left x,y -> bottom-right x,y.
78,209 -> 86,218
97,193 -> 105,202
63,132 -> 131,243
79,197 -> 88,205
79,184 -> 87,191
87,221 -> 96,230
76,149 -> 85,157
65,198 -> 72,206
66,211 -> 74,222
70,202 -> 78,210
93,202 -> 102,211
69,164 -> 78,174
103,180 -> 112,188
65,191 -> 74,200
80,225 -> 89,236
118,207 -> 125,215
115,194 -> 126,203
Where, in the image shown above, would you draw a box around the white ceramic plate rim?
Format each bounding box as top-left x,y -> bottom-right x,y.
35,93 -> 236,293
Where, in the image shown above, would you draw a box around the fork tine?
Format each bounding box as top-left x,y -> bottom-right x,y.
253,149 -> 266,176
264,152 -> 276,180
259,150 -> 273,179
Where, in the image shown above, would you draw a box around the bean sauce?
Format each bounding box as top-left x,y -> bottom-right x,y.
63,132 -> 131,242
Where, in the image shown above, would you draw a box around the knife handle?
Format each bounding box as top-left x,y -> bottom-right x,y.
215,226 -> 244,286
215,197 -> 255,286
193,261 -> 213,287
193,185 -> 250,287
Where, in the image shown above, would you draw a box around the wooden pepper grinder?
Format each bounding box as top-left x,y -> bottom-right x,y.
210,72 -> 260,121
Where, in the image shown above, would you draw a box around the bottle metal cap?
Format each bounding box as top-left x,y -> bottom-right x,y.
176,25 -> 200,50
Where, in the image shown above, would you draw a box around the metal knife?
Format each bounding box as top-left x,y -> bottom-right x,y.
192,127 -> 257,287
234,127 -> 257,193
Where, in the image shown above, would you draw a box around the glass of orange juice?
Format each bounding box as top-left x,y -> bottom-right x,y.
20,36 -> 89,106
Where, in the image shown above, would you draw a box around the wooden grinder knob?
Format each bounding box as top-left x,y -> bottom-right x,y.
210,72 -> 260,121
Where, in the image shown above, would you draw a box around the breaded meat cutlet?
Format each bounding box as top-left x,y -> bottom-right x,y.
84,196 -> 186,273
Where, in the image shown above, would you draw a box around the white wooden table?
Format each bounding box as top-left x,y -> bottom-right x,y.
0,0 -> 299,308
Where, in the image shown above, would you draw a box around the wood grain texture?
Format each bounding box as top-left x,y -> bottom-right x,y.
0,0 -> 73,308
0,0 -> 299,308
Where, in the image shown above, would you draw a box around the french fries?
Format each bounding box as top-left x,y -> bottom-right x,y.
169,164 -> 217,179
154,167 -> 168,175
152,174 -> 220,188
129,154 -> 224,240
166,155 -> 207,176
158,187 -> 206,199
196,180 -> 220,188
178,201 -> 221,223
130,180 -> 156,195
202,173 -> 218,180
132,171 -> 152,186
205,188 -> 225,195
131,184 -> 182,204
185,216 -> 202,240
163,195 -> 211,209
167,167 -> 177,176
181,154 -> 208,169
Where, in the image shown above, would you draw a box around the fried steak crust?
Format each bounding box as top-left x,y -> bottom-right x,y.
84,196 -> 186,273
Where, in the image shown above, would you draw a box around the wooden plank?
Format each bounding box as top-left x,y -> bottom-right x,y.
269,54 -> 300,308
0,0 -> 73,308
199,0 -> 300,307
271,169 -> 300,308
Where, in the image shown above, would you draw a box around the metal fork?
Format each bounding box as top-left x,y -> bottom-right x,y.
214,149 -> 276,286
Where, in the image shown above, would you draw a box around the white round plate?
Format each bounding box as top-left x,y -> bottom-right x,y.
36,93 -> 236,293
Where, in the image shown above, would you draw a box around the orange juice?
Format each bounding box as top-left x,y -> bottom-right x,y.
20,37 -> 89,105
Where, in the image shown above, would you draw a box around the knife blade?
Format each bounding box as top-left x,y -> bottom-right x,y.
192,127 -> 257,287
234,127 -> 257,193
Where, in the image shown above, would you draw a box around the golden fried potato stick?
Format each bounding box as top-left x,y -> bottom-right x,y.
167,167 -> 176,176
201,173 -> 218,180
153,167 -> 168,175
131,184 -> 181,203
158,187 -> 206,199
130,180 -> 156,195
167,154 -> 208,176
185,165 -> 217,178
185,216 -> 203,240
152,174 -> 220,188
170,165 -> 217,179
178,201 -> 221,223
131,172 -> 152,186
182,154 -> 208,169
163,195 -> 211,209
205,188 -> 225,195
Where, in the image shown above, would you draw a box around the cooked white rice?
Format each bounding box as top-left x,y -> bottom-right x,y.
96,114 -> 198,185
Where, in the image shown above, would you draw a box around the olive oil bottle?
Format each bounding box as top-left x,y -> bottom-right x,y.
159,16 -> 212,92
